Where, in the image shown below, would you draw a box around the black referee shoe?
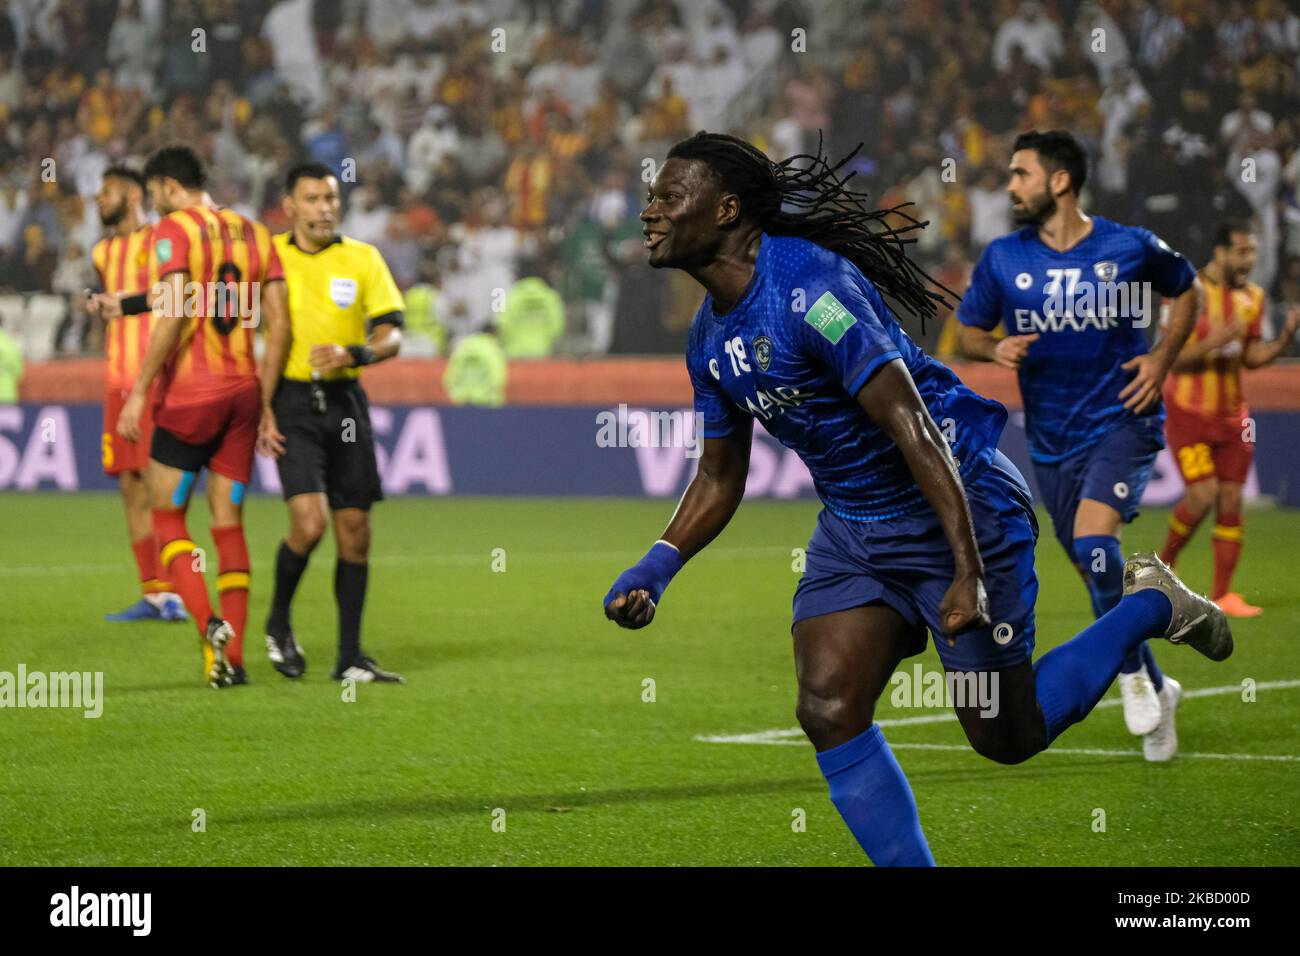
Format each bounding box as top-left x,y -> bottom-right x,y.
265,629 -> 306,678
332,655 -> 403,684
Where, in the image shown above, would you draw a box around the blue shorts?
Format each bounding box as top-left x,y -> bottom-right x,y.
793,451 -> 1040,672
1032,414 -> 1164,554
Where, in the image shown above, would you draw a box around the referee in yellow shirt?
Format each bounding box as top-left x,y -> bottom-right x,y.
257,162 -> 405,684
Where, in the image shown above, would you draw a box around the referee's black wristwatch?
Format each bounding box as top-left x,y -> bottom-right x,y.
347,345 -> 376,367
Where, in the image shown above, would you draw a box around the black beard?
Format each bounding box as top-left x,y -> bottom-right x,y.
99,205 -> 125,227
1012,192 -> 1057,226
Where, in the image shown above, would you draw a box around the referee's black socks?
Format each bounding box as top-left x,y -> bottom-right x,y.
335,558 -> 368,665
267,540 -> 310,635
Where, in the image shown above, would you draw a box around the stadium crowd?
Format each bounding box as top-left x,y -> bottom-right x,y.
0,0 -> 1298,376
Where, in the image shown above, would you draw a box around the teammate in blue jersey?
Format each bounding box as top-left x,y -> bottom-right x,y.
602,132 -> 1231,866
958,130 -> 1204,762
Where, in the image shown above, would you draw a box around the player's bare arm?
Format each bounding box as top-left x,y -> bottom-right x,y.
117,271 -> 188,443
256,278 -> 291,458
1168,318 -> 1244,373
1119,276 -> 1204,414
856,359 -> 989,641
604,420 -> 753,630
659,421 -> 753,561
959,325 -> 1040,368
1243,306 -> 1299,369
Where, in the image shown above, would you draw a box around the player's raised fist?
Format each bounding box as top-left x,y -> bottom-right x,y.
602,541 -> 683,629
992,333 -> 1039,369
605,589 -> 656,629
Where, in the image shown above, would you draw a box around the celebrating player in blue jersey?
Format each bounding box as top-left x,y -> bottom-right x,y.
601,132 -> 1231,866
958,130 -> 1203,762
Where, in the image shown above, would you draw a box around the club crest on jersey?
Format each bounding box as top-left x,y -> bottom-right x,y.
1094,261 -> 1117,282
155,239 -> 172,264
330,278 -> 358,308
753,335 -> 773,371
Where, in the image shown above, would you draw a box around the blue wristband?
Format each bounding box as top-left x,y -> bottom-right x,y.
602,541 -> 684,610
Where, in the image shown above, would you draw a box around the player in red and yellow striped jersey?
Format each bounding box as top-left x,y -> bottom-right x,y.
1160,221 -> 1299,616
117,146 -> 288,688
86,166 -> 186,625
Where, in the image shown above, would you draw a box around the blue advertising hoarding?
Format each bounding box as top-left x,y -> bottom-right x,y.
0,403 -> 1295,506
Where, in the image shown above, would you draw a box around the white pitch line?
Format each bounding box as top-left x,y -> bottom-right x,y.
695,679 -> 1300,745
890,743 -> 1300,762
714,739 -> 1300,762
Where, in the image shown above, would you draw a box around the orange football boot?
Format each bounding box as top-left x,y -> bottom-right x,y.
1214,592 -> 1262,618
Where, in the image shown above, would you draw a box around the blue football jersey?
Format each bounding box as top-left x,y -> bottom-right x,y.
957,216 -> 1196,464
686,233 -> 1008,522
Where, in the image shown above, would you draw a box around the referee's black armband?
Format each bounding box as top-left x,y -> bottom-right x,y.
120,293 -> 150,315
348,345 -> 377,368
366,311 -> 404,334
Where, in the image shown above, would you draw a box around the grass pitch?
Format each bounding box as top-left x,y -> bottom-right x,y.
1,492 -> 1296,866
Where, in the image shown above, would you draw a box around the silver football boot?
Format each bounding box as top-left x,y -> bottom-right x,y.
1122,552 -> 1233,661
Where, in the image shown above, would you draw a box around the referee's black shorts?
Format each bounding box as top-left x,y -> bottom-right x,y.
272,378 -> 383,511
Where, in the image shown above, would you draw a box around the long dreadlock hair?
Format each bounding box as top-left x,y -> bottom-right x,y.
666,131 -> 955,331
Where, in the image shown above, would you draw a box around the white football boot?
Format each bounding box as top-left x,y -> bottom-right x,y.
1143,677 -> 1182,763
1122,553 -> 1233,661
202,617 -> 235,688
1118,666 -> 1161,736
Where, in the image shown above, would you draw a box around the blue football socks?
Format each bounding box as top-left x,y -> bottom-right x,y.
816,724 -> 935,866
1074,534 -> 1164,689
1073,535 -> 1123,617
1034,589 -> 1172,743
